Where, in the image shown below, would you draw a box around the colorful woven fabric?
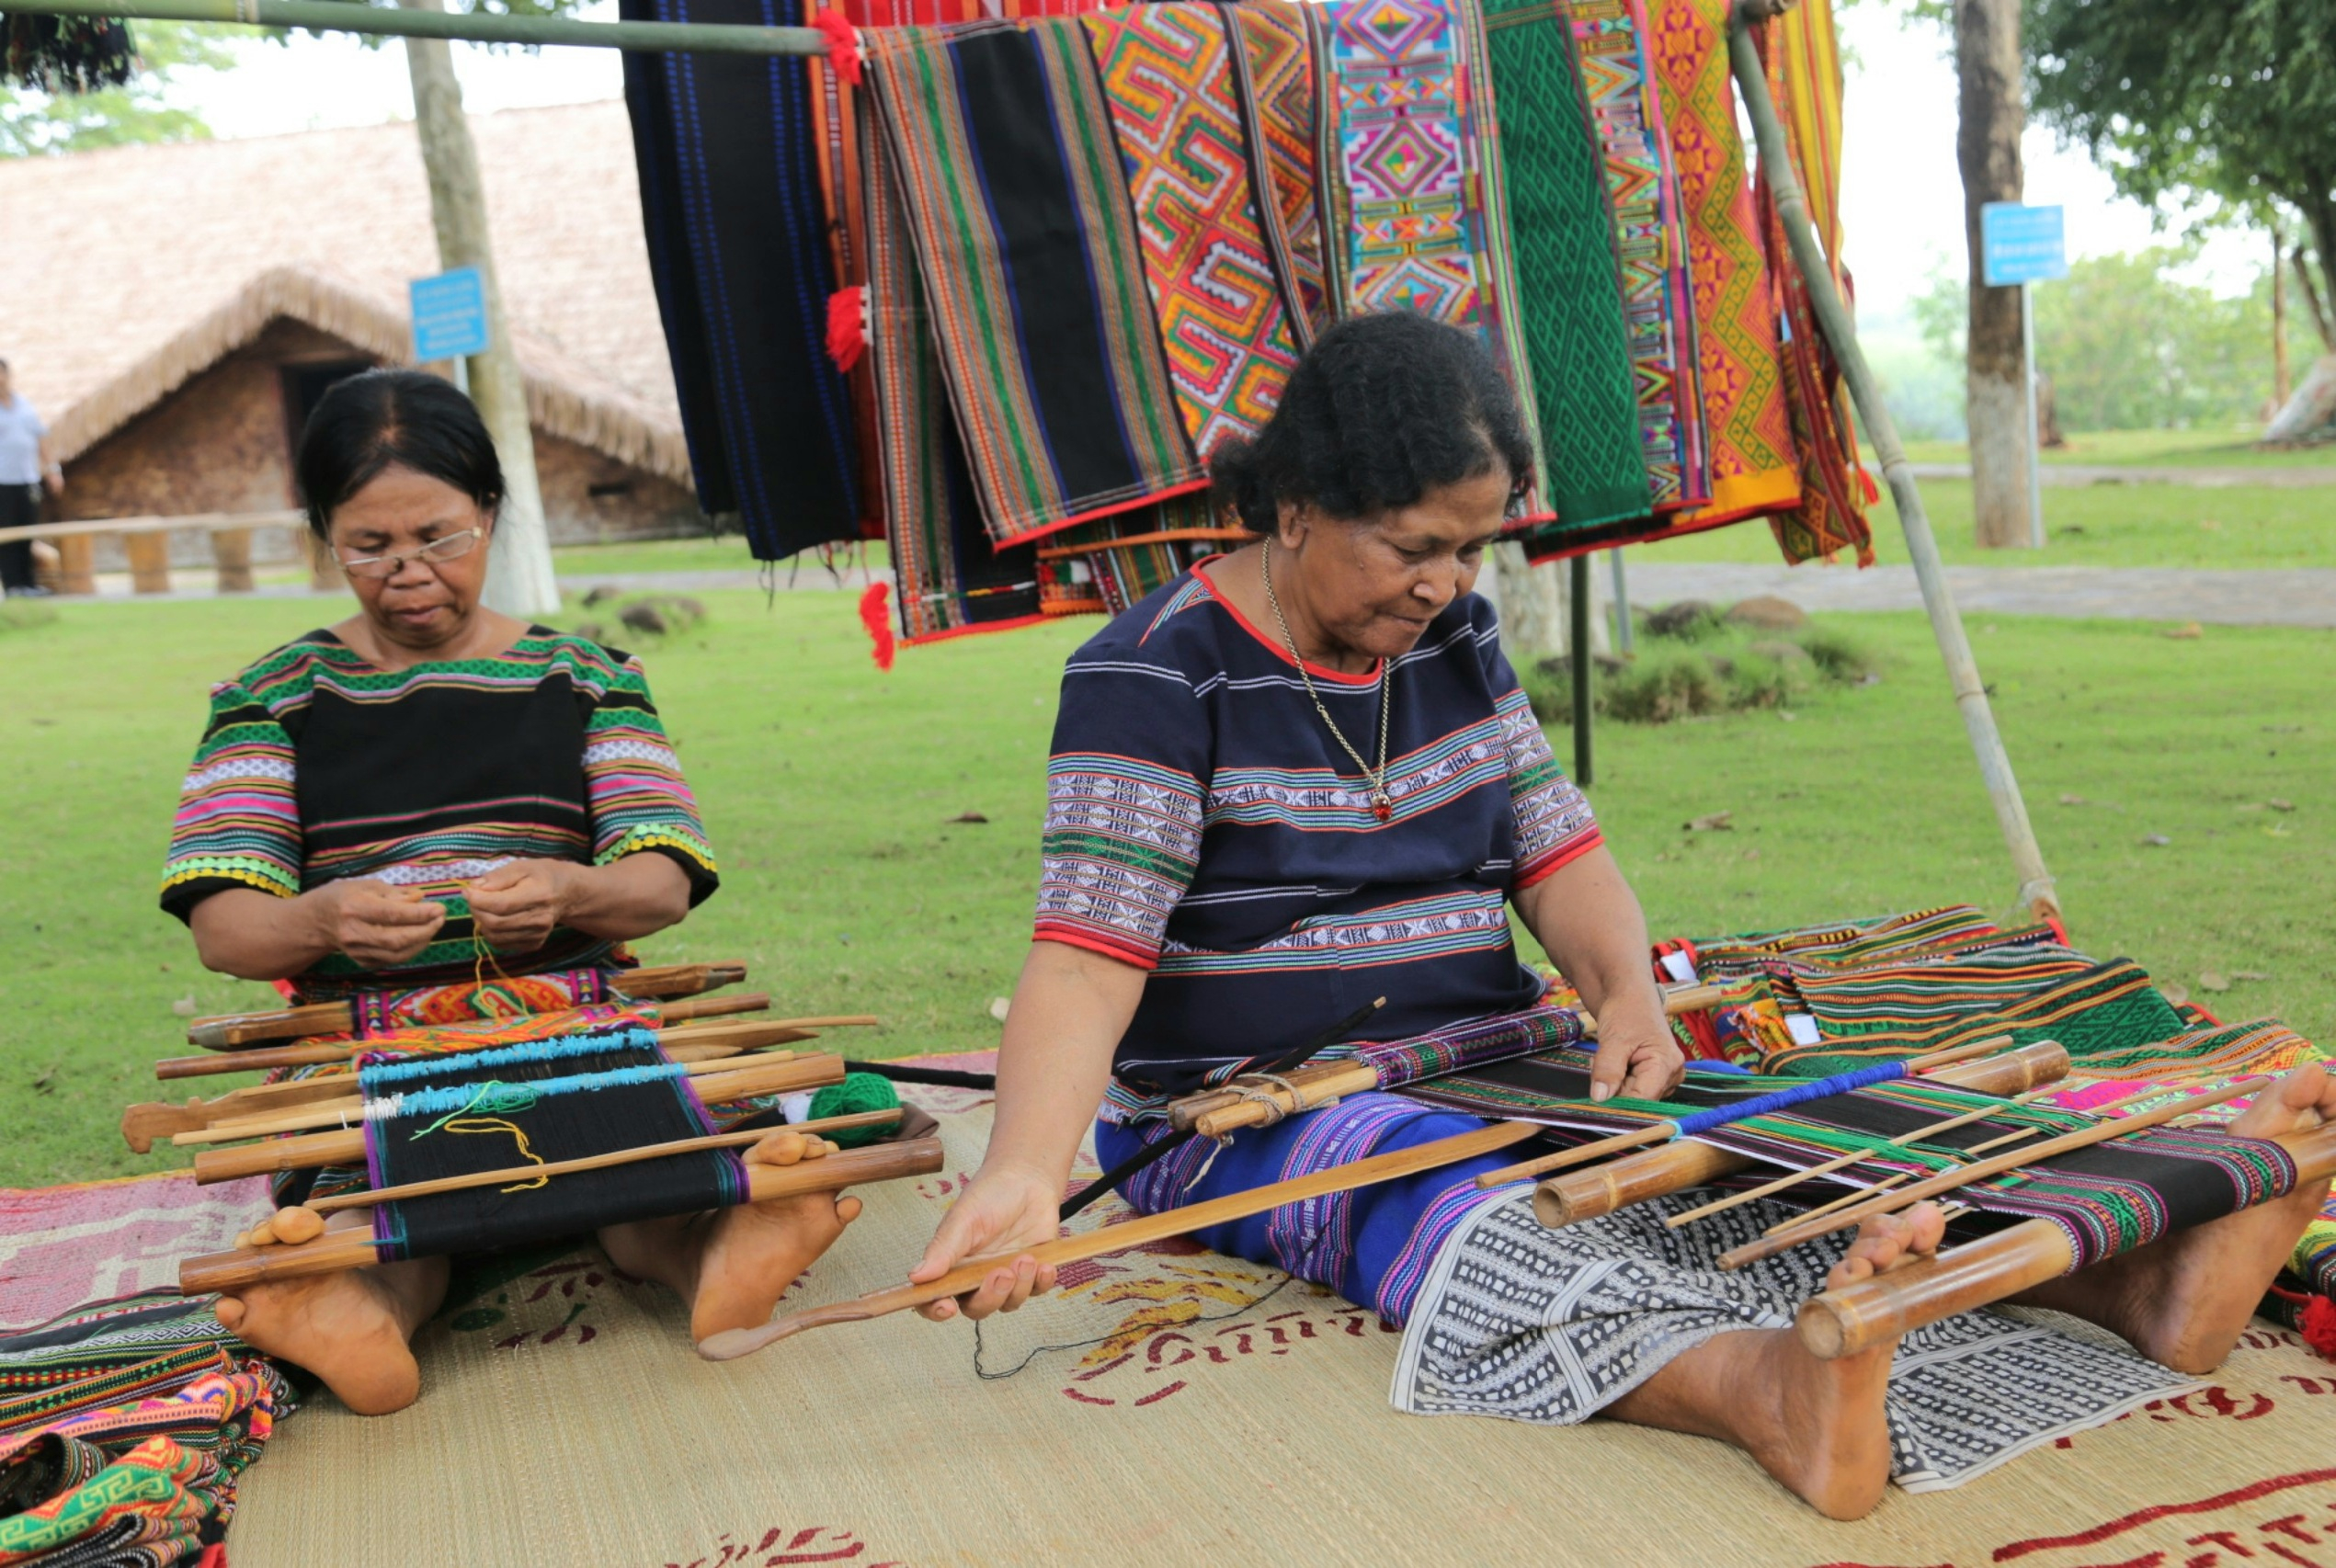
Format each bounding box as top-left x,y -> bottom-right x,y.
349,1004 -> 658,1060
1225,2 -> 1333,342
620,0 -> 862,562
1659,905 -> 2013,983
1647,0 -> 1798,526
160,631 -> 718,994
858,108 -> 1047,642
861,18 -> 1207,546
1035,494 -> 1246,620
1476,0 -> 1649,534
1568,0 -> 1705,511
1752,10 -> 1874,565
348,969 -> 622,1039
2301,1195 -> 2336,1298
1084,5 -> 1305,460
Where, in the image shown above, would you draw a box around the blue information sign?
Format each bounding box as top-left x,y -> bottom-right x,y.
410,267 -> 491,360
1980,203 -> 2068,287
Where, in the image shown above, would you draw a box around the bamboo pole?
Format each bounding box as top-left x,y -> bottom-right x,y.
178,1136 -> 946,1295
1795,1119 -> 2336,1359
1530,1040 -> 2069,1228
0,0 -> 826,53
697,1118 -> 1545,1361
1727,7 -> 2058,923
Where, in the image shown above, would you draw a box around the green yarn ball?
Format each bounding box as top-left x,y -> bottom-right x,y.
805,1072 -> 902,1147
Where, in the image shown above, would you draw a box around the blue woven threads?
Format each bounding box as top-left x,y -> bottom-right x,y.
375,1061 -> 689,1121
358,1026 -> 660,1093
1669,1060 -> 1909,1138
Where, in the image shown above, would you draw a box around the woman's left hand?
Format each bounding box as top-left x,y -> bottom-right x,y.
465,859 -> 578,952
1589,1017 -> 1686,1102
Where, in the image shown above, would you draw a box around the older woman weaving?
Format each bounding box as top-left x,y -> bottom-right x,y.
909,314 -> 2336,1517
161,370 -> 859,1414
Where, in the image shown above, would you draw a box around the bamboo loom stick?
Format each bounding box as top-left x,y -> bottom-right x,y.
181,961 -> 750,1049
696,1118 -> 1547,1362
1166,983 -> 1728,1138
1476,1036 -> 2017,1189
1530,1040 -> 2070,1229
1795,1119 -> 2336,1359
1,0 -> 828,56
1661,1086 -> 2057,1228
1728,11 -> 2057,922
166,1048 -> 823,1145
187,1053 -> 849,1182
177,1136 -> 946,1296
1715,1077 -> 2266,1271
153,1010 -> 872,1082
303,1108 -> 905,1214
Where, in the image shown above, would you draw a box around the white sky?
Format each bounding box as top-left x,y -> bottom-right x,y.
164,0 -> 2265,317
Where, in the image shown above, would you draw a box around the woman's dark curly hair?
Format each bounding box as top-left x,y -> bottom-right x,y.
295,369 -> 507,541
1210,312 -> 1533,534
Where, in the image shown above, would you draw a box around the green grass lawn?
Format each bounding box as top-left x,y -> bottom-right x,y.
1874,427 -> 2336,470
1639,476 -> 2334,571
1,591 -> 2328,1187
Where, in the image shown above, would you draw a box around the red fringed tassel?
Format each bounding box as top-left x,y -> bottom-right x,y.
826,286 -> 867,375
813,9 -> 862,85
2305,1294 -> 2336,1362
858,581 -> 896,672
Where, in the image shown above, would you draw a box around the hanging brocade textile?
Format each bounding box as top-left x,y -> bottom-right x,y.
1225,2 -> 1335,343
858,110 -> 1047,642
860,18 -> 1210,548
1565,0 -> 1707,513
1473,0 -> 1650,538
620,0 -> 863,562
1318,0 -> 1551,519
1645,0 -> 1799,527
1082,4 -> 1306,460
1753,0 -> 1875,564
1,11 -> 131,90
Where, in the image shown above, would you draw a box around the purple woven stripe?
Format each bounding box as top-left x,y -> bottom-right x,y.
1266,1096 -> 1423,1284
1349,1002 -> 1587,1089
1375,1175 -> 1503,1324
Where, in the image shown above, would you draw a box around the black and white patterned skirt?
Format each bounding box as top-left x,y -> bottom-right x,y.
1390,1190 -> 2195,1492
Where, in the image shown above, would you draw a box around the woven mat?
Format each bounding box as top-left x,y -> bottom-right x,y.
13,1069 -> 2333,1566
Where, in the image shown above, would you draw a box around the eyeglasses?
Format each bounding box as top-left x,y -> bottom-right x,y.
336,528 -> 484,580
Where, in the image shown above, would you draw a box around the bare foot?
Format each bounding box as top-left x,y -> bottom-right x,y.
2022,1063 -> 2335,1373
1610,1205 -> 1947,1519
597,1131 -> 864,1342
212,1210 -> 443,1416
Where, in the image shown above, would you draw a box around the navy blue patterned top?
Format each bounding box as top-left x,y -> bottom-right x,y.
1032,562 -> 1601,1109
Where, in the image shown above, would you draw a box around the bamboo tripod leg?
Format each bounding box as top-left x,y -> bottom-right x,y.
1727,13 -> 2057,923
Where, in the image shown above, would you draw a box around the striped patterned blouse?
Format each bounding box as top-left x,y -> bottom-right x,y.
160,627 -> 718,994
1035,562 -> 1601,1102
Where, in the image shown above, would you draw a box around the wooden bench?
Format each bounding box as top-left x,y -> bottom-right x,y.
0,510 -> 326,596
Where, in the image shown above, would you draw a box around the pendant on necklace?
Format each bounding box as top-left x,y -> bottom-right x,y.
1370,790 -> 1393,824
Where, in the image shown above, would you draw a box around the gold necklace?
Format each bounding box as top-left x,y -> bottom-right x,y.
1261,540 -> 1395,824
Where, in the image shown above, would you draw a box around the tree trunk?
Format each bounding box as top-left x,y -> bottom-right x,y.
2034,370 -> 2062,448
2262,355 -> 2336,447
1487,544 -> 1601,667
2272,222 -> 2292,412
402,0 -> 559,618
1954,0 -> 2033,550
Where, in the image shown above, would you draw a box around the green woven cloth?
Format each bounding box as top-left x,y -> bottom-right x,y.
1478,0 -> 1651,531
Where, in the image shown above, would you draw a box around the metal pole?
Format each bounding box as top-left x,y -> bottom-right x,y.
1728,10 -> 2058,921
1569,552 -> 1593,785
2022,281 -> 2045,548
0,0 -> 826,52
1608,548 -> 1634,653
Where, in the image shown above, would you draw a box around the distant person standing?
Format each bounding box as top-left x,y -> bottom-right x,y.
0,357 -> 63,596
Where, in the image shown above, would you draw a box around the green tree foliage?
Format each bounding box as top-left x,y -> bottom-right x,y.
0,22 -> 238,157
2024,0 -> 2336,317
1912,247 -> 2315,429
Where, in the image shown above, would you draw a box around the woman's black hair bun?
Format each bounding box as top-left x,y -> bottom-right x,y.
1207,312 -> 1533,534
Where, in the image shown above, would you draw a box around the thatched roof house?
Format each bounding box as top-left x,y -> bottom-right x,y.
1,101 -> 703,547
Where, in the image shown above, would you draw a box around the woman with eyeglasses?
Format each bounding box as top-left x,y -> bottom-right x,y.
156,369 -> 860,1414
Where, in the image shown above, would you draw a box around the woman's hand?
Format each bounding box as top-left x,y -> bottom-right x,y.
1588,1015 -> 1686,1102
308,879 -> 447,970
906,1164 -> 1067,1323
465,859 -> 578,953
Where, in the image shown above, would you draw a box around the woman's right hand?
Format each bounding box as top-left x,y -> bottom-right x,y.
906,1164 -> 1066,1323
308,879 -> 446,970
